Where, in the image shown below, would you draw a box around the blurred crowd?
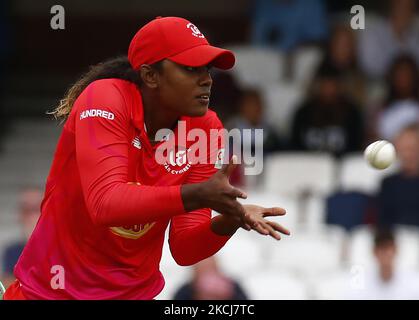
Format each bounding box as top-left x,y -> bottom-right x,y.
214,0 -> 419,230
214,0 -> 419,156
185,0 -> 419,299
1,0 -> 419,300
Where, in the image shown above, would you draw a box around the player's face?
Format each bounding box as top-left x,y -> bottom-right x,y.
157,60 -> 213,117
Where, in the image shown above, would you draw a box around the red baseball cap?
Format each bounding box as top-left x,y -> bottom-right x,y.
128,17 -> 235,70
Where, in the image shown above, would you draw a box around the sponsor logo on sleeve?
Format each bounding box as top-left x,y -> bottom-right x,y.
80,109 -> 115,120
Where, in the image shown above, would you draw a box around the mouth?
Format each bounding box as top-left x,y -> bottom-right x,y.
195,93 -> 210,105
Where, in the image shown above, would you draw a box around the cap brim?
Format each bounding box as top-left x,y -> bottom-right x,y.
167,45 -> 235,70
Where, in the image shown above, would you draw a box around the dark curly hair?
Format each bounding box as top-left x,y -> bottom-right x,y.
49,56 -> 162,122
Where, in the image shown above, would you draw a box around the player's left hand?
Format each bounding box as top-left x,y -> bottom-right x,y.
242,204 -> 290,240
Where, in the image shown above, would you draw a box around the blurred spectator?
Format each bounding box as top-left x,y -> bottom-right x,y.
290,64 -> 364,157
173,256 -> 248,300
376,54 -> 419,141
318,24 -> 367,107
210,71 -> 242,123
251,0 -> 328,52
346,228 -> 419,299
226,88 -> 283,187
358,0 -> 419,79
226,88 -> 283,154
377,124 -> 419,227
1,188 -> 42,289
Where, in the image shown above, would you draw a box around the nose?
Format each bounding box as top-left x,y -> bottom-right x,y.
199,70 -> 212,88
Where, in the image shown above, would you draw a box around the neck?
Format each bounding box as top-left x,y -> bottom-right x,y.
141,90 -> 179,141
380,267 -> 393,283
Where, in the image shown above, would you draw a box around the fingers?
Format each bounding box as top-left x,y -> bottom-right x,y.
228,186 -> 248,200
243,213 -> 270,236
220,155 -> 238,178
242,223 -> 252,231
250,221 -> 270,236
262,207 -> 286,217
263,222 -> 282,240
243,212 -> 260,229
250,220 -> 291,240
266,220 -> 291,236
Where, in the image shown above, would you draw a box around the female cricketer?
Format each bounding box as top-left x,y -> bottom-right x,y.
3,16 -> 289,300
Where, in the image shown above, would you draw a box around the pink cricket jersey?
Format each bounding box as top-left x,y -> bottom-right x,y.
14,78 -> 230,300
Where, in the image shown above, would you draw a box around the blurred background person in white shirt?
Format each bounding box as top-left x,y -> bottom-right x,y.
346,228 -> 419,300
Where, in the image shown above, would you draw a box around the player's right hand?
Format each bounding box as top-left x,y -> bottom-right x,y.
198,155 -> 256,226
181,155 -> 258,227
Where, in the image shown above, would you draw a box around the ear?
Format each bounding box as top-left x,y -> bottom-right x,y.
139,64 -> 160,89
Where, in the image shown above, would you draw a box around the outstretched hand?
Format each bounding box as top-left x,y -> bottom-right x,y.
183,155 -> 287,236
242,204 -> 290,240
199,155 -> 255,226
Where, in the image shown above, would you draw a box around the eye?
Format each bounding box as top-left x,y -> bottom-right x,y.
183,65 -> 212,73
184,66 -> 198,72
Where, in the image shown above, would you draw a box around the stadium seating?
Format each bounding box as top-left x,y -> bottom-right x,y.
260,82 -> 304,137
0,120 -> 60,189
309,270 -> 349,299
268,227 -> 345,279
304,194 -> 328,232
226,45 -> 285,88
0,224 -> 21,274
215,229 -> 263,279
263,152 -> 337,197
326,191 -> 372,231
339,153 -> 399,194
292,46 -> 323,87
241,270 -> 308,299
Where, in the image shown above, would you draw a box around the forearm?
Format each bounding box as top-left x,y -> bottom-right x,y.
180,183 -> 204,212
91,183 -> 185,226
170,217 -> 231,266
210,214 -> 241,236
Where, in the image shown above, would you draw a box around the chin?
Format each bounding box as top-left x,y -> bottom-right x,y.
188,105 -> 208,117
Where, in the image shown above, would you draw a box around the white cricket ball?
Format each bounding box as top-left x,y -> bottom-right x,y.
364,140 -> 396,170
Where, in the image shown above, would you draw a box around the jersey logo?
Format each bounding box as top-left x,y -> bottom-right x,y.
80,109 -> 115,120
163,147 -> 192,175
132,136 -> 142,150
110,223 -> 155,240
186,23 -> 205,38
